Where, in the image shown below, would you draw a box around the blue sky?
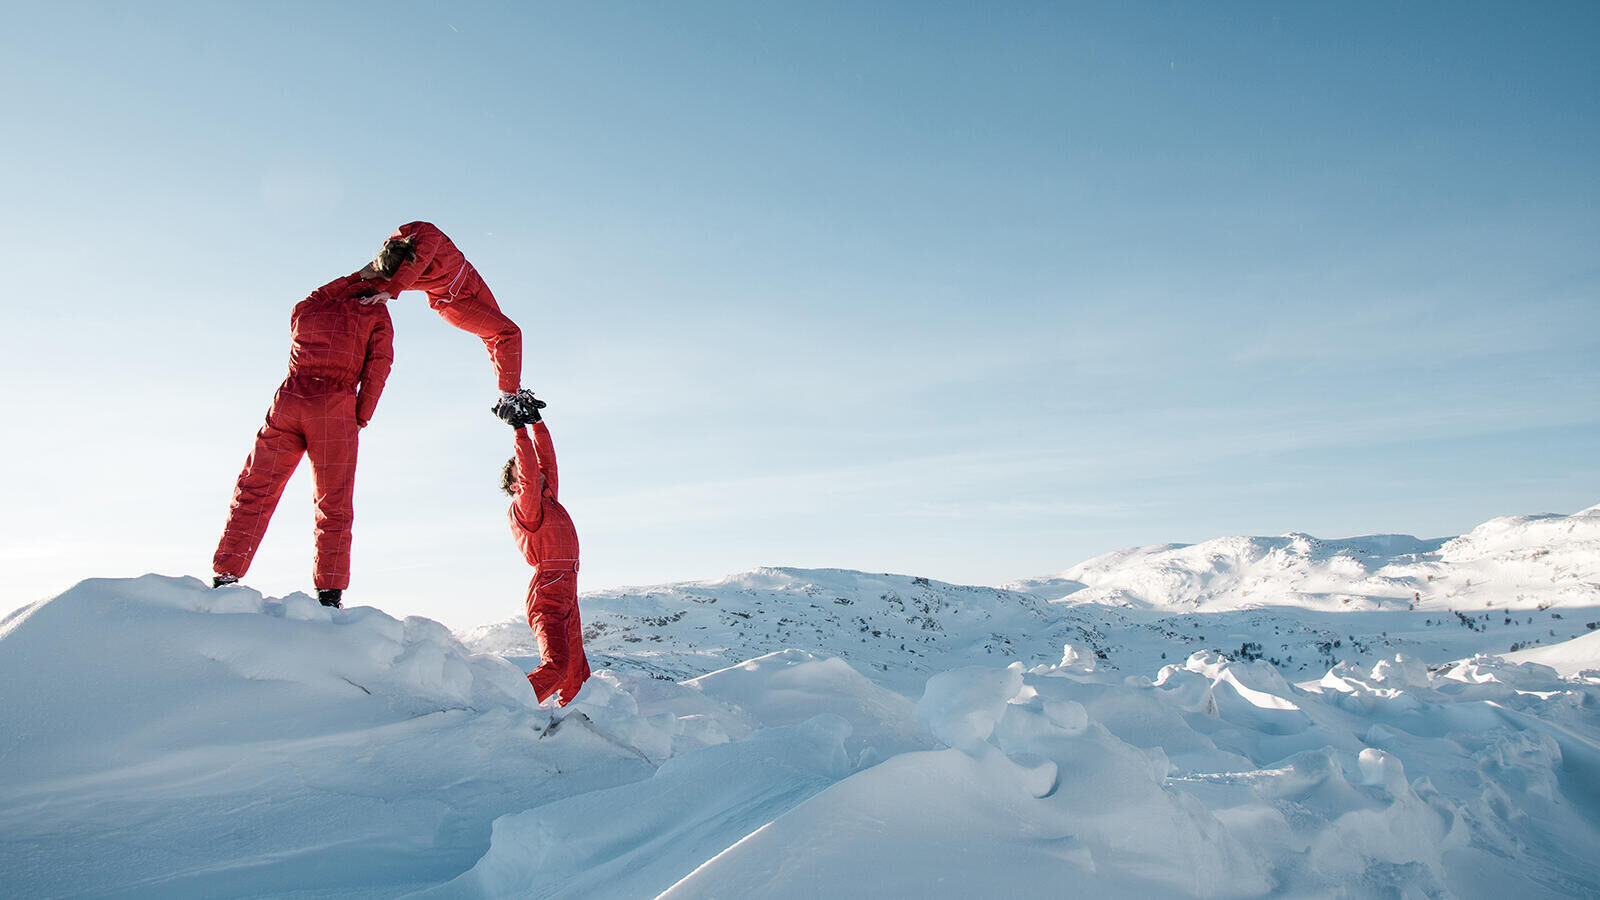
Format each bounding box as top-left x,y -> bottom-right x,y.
2,2 -> 1595,628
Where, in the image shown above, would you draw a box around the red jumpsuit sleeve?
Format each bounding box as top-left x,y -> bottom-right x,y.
531,421 -> 559,501
512,426 -> 544,525
369,222 -> 445,296
307,273 -> 360,303
355,309 -> 395,426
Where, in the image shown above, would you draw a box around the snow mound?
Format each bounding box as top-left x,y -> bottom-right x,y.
661,646 -> 1600,899
0,575 -> 942,898
1503,628 -> 1600,680
683,649 -> 934,762
0,575 -> 652,898
0,575 -> 535,779
421,716 -> 853,900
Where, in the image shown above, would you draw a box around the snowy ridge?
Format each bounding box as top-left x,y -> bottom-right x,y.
462,510 -> 1600,683
2,504 -> 1600,897
1032,532 -> 1448,611
463,567 -> 1083,695
1433,508 -> 1600,607
1008,505 -> 1600,616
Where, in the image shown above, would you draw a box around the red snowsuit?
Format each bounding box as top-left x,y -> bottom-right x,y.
213,274 -> 395,591
363,221 -> 522,394
509,422 -> 589,706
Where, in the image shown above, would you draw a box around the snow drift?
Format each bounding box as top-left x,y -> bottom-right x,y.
2,504 -> 1599,898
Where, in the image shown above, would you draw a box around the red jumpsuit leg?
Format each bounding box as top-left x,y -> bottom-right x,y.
213,388 -> 307,579
558,603 -> 590,706
433,285 -> 522,394
525,572 -> 576,704
303,388 -> 361,591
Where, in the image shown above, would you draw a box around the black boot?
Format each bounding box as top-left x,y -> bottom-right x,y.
213,574 -> 239,588
317,588 -> 342,609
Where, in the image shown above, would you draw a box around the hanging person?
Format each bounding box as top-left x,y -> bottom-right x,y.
497,397 -> 590,707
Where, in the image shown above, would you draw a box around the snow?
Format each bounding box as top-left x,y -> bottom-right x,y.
2,505 -> 1599,897
1506,630 -> 1600,678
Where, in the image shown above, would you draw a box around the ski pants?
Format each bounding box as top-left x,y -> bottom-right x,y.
213,375 -> 361,590
525,568 -> 590,706
433,285 -> 522,395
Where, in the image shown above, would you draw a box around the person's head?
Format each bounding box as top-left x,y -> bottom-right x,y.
500,456 -> 545,496
501,457 -> 518,496
368,236 -> 417,279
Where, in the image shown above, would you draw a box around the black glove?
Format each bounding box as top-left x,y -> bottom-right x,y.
514,401 -> 543,427
492,389 -> 546,427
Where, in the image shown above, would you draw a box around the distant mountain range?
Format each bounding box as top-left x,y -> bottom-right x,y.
463,504 -> 1600,691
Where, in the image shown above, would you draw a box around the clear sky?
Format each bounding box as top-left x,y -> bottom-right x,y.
2,2 -> 1596,629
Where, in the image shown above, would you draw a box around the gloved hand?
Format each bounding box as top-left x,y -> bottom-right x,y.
515,390 -> 548,426
492,389 -> 546,427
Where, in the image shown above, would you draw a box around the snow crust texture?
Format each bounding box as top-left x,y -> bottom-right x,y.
2,504 -> 1598,898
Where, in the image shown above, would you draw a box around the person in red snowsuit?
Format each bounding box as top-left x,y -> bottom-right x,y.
356,221 -> 524,398
501,408 -> 589,706
212,273 -> 395,608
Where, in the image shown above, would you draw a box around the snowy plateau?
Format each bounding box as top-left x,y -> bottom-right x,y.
2,504 -> 1599,899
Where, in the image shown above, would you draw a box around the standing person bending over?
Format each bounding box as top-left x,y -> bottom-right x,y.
356,221 -> 536,413
212,273 -> 395,608
500,400 -> 590,707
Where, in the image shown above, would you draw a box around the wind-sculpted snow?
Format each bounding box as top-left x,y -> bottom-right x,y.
661,648 -> 1600,899
0,576 -> 661,898
0,575 -> 537,780
681,649 -> 935,762
419,716 -> 855,900
4,503 -> 1600,897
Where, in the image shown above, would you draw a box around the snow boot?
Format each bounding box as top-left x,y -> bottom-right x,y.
213,574 -> 239,588
317,588 -> 342,608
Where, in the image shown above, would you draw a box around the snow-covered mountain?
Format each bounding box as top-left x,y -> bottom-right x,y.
2,504 -> 1598,898
464,505 -> 1600,687
462,568 -> 1081,695
1012,504 -> 1600,614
